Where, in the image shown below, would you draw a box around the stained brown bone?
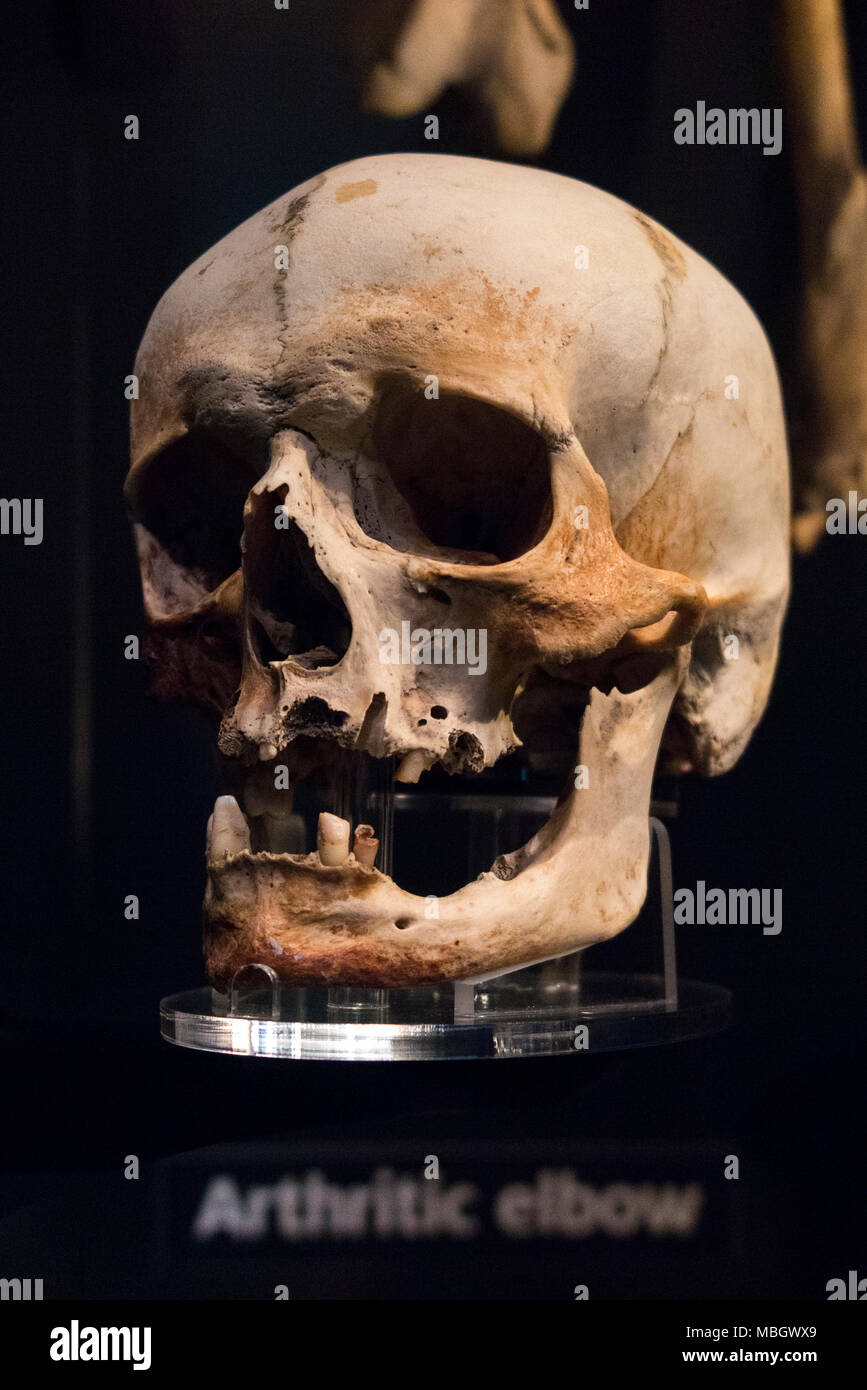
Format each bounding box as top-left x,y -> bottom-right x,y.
125,153 -> 790,985
219,427 -> 706,769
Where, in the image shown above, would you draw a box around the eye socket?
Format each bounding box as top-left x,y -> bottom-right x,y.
367,386 -> 553,562
127,430 -> 265,592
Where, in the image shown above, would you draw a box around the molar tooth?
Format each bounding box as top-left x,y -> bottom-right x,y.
394,750 -> 429,784
353,824 -> 379,869
317,811 -> 351,866
209,795 -> 251,860
259,742 -> 278,762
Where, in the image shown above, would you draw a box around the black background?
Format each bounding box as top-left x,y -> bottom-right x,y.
0,0 -> 865,1300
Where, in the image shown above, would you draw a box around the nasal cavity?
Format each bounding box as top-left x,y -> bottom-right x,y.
366,385 -> 553,562
243,489 -> 351,668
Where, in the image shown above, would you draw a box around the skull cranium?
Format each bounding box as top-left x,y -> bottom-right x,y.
126,153 -> 789,988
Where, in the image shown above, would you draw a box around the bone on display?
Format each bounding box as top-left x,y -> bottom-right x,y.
126,154 -> 790,989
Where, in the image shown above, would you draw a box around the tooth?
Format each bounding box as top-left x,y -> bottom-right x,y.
353,824 -> 379,869
259,742 -> 278,762
317,811 -> 351,866
263,812 -> 307,854
395,750 -> 429,783
209,795 -> 251,860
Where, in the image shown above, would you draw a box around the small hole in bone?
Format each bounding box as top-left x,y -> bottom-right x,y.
394,917 -> 414,930
430,705 -> 448,720
417,718 -> 427,726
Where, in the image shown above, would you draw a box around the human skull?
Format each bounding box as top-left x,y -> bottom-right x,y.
126,153 -> 789,989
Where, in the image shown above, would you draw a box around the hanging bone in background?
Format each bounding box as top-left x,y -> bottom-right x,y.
779,0 -> 867,549
347,0 -> 575,156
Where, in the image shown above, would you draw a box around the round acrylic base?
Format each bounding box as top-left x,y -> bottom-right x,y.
159,970 -> 731,1061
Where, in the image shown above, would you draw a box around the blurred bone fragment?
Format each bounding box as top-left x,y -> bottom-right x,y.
350,0 -> 575,155
779,0 -> 867,549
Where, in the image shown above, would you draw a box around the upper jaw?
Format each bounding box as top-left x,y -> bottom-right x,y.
203,654 -> 686,990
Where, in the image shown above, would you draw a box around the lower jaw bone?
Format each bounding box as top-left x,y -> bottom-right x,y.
203,656 -> 686,989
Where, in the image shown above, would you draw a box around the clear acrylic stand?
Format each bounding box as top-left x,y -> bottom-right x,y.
160,810 -> 730,1060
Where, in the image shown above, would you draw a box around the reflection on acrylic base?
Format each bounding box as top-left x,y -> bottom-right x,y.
160,819 -> 731,1061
